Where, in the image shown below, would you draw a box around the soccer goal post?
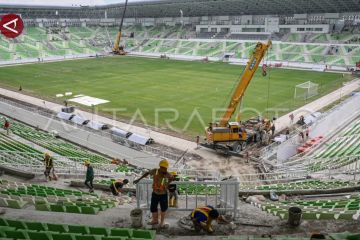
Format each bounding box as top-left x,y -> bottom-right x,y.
294,81 -> 319,100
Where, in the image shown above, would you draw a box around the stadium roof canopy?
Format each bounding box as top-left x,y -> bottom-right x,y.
1,0 -> 360,19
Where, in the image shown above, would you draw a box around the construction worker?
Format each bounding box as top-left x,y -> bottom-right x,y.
43,153 -> 54,182
191,205 -> 229,233
168,172 -> 179,208
285,128 -> 290,140
270,123 -> 276,137
133,159 -> 173,228
84,160 -> 94,193
3,118 -> 10,135
305,127 -> 310,139
110,179 -> 129,196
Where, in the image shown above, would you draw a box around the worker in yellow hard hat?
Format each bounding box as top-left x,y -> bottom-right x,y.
134,159 -> 174,228
168,172 -> 179,208
43,153 -> 54,182
191,206 -> 230,233
84,160 -> 94,193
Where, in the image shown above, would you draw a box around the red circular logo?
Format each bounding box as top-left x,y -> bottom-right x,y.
0,14 -> 24,39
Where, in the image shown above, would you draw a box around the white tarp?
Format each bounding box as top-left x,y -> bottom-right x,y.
128,133 -> 151,145
86,121 -> 106,131
111,127 -> 130,138
57,112 -> 73,121
68,96 -> 109,106
305,112 -> 321,125
274,134 -> 287,143
71,115 -> 88,125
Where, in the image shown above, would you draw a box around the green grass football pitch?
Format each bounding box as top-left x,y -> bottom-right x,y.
0,56 -> 351,137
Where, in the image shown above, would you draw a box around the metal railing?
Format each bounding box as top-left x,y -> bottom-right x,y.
136,179 -> 239,218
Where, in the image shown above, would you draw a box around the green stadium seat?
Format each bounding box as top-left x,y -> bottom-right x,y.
68,225 -> 89,235
0,219 -> 8,227
302,212 -> 318,220
75,235 -> 101,240
66,206 -> 81,214
35,199 -> 48,205
95,205 -> 107,211
101,237 -> 126,240
337,213 -> 354,220
347,233 -> 360,240
35,203 -> 50,211
27,231 -> 52,240
347,206 -> 360,211
132,229 -> 153,239
0,226 -> 15,236
319,212 -> 335,220
25,221 -> 47,231
80,206 -> 99,215
6,219 -> 26,229
51,232 -> 75,240
110,229 -> 131,238
89,227 -> 110,236
50,204 -> 65,212
4,229 -> 28,239
0,199 -> 8,208
37,193 -> 48,197
46,223 -> 68,233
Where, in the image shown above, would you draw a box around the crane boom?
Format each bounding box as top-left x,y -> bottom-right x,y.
219,40 -> 272,126
113,0 -> 129,54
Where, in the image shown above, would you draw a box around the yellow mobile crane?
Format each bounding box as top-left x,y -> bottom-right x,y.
113,0 -> 129,55
203,40 -> 272,155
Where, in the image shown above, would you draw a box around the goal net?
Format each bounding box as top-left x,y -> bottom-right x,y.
294,81 -> 319,100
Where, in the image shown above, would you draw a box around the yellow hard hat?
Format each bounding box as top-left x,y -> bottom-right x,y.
159,159 -> 169,169
84,160 -> 91,165
170,171 -> 177,176
44,153 -> 51,157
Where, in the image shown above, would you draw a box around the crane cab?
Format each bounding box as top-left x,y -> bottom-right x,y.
206,122 -> 247,143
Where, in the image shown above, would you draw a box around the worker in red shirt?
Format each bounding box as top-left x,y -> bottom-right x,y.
3,118 -> 10,135
305,128 -> 310,139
